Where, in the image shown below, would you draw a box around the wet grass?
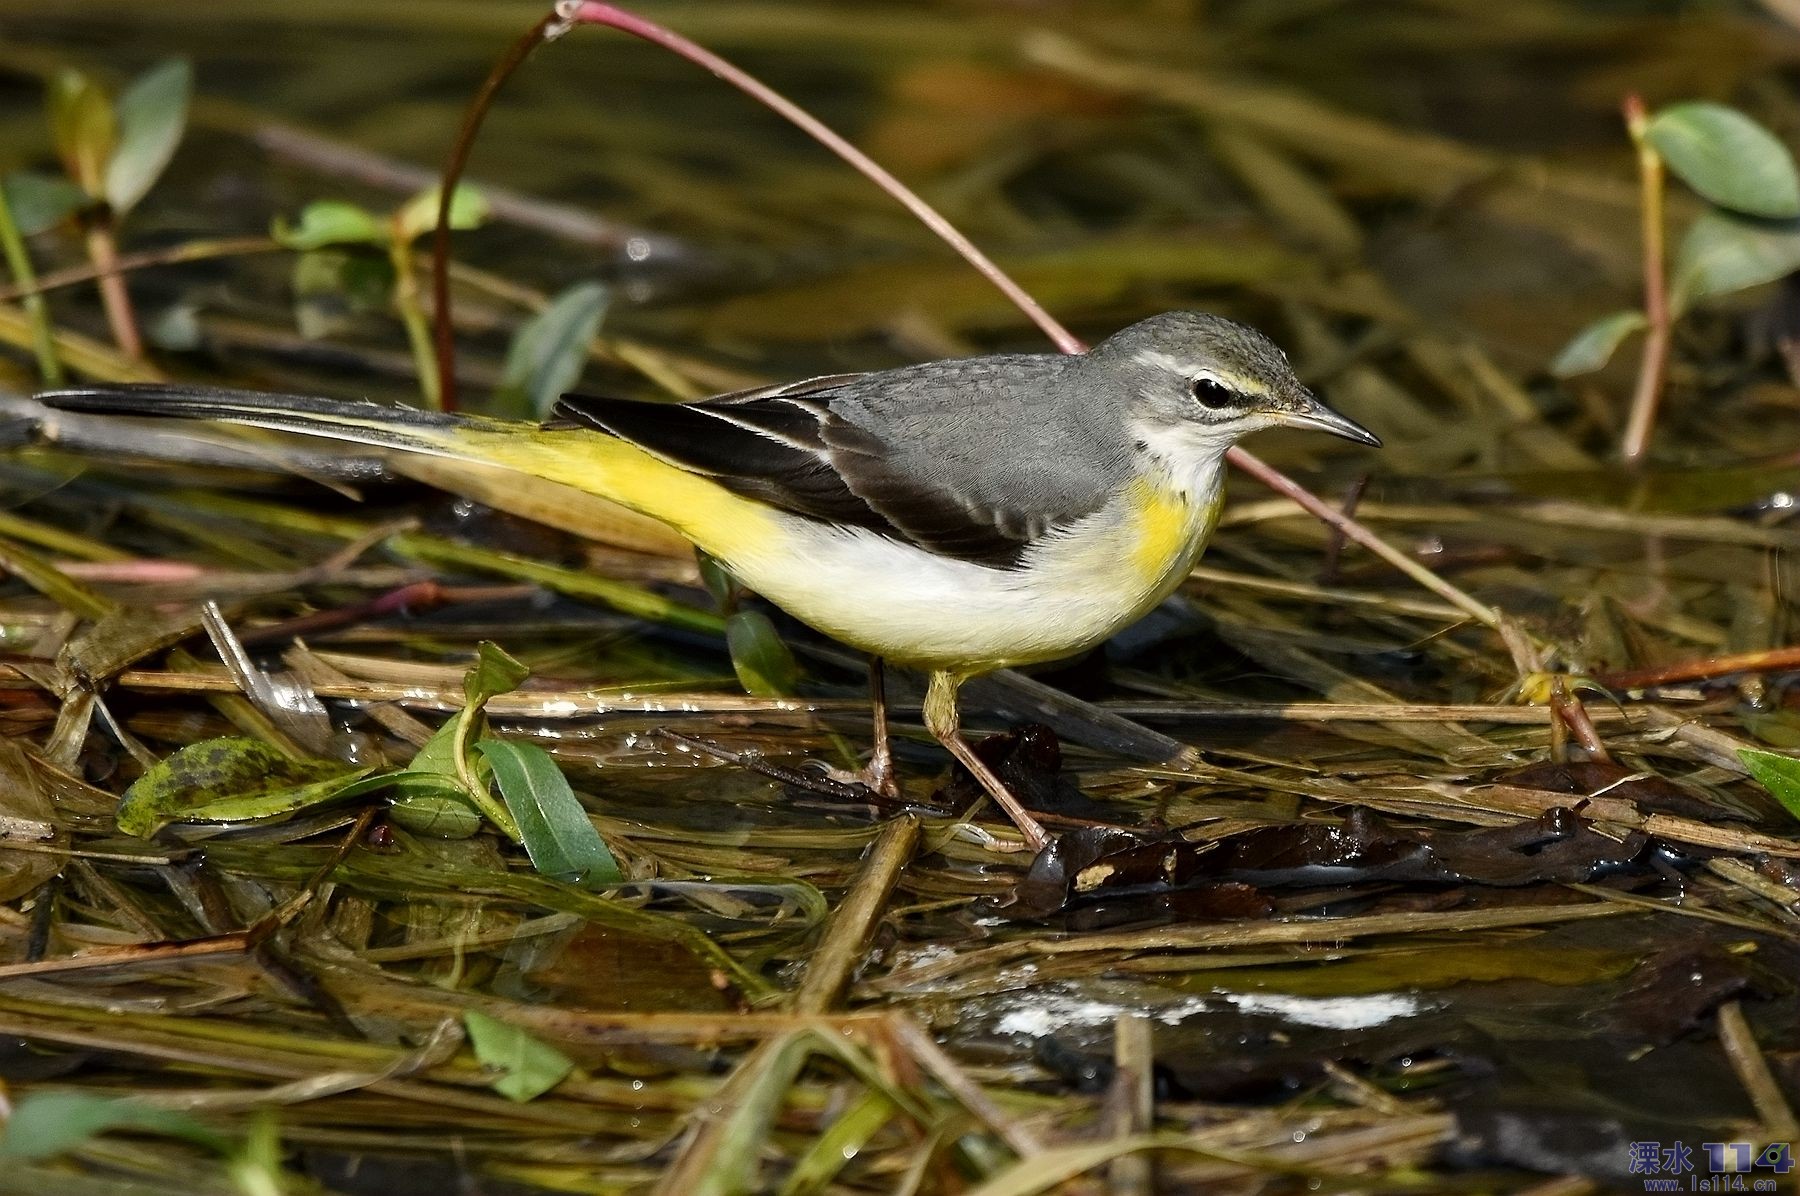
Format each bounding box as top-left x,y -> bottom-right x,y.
0,1 -> 1798,1193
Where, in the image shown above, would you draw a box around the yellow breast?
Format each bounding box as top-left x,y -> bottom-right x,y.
1124,475 -> 1223,606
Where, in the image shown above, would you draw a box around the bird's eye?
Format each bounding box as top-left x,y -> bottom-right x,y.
1190,378 -> 1237,410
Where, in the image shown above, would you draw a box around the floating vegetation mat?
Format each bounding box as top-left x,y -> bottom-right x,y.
0,1 -> 1797,1192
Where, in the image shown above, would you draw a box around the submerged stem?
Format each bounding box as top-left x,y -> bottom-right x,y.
1620,94 -> 1670,466
0,184 -> 63,384
83,217 -> 142,360
391,237 -> 441,409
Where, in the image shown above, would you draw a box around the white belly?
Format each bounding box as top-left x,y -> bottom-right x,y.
717,482 -> 1221,673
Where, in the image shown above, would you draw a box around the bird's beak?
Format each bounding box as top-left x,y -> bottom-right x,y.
1275,391 -> 1381,447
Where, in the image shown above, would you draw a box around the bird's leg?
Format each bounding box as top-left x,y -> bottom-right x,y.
861,656 -> 899,798
922,670 -> 1051,852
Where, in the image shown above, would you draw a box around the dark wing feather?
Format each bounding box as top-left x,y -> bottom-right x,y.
553,372 -> 1078,568
552,392 -> 877,525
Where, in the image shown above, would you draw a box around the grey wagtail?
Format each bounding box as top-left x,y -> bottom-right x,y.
39,311 -> 1377,851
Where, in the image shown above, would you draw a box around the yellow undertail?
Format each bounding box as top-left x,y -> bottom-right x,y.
388,419 -> 781,562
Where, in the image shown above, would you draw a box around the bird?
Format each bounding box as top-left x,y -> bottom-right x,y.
37,311 -> 1378,852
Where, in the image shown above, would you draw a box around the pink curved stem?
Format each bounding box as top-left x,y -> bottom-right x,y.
558,1 -> 1500,630
559,2 -> 1080,356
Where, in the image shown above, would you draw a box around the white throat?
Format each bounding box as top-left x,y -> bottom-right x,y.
1129,419 -> 1236,500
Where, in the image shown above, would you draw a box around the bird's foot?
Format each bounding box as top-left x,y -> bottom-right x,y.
818,745 -> 900,800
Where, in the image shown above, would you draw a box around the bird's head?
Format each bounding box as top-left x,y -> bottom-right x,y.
1087,311 -> 1379,461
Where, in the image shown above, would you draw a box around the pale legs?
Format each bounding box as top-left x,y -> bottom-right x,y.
862,656 -> 898,798
922,669 -> 1051,852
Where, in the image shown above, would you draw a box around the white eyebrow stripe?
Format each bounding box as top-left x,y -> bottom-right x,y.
1132,350 -> 1267,394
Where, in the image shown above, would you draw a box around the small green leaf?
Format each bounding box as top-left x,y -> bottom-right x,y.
273,200 -> 388,250
1550,309 -> 1648,377
223,1113 -> 284,1196
292,248 -> 394,306
495,281 -> 609,419
385,643 -> 528,840
1738,747 -> 1800,822
727,609 -> 799,696
463,1009 -> 574,1102
1645,102 -> 1800,220
291,248 -> 396,338
0,1092 -> 225,1160
400,714 -> 472,782
103,58 -> 191,213
143,768 -> 390,833
115,737 -> 363,837
395,183 -> 488,243
1671,210 -> 1800,309
47,70 -> 115,196
1742,710 -> 1800,750
386,787 -> 484,838
386,715 -> 485,837
1,171 -> 88,235
477,739 -> 622,886
695,549 -> 738,611
465,640 -> 530,708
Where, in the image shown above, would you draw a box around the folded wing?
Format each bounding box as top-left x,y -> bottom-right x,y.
554,367 -> 1107,570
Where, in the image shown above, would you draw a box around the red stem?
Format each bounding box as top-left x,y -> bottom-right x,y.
561,2 -> 1079,355
1596,645 -> 1800,691
1549,676 -> 1611,762
238,582 -> 533,645
430,12 -> 559,412
85,219 -> 143,360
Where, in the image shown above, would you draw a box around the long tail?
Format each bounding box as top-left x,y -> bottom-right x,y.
36,383 -> 501,461
33,383 -> 776,555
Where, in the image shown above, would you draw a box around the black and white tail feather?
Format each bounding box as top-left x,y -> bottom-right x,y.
37,383 -> 476,458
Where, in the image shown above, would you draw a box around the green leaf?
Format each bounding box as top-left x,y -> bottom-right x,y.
223,1113 -> 284,1196
386,716 -> 485,838
1671,210 -> 1800,309
1738,747 -> 1800,822
385,643 -> 527,840
1,171 -> 88,235
462,1009 -> 574,1102
727,610 -> 799,696
495,282 -> 609,419
103,58 -> 191,213
0,1092 -> 225,1160
291,248 -> 396,338
1645,102 -> 1800,219
477,739 -> 622,886
1741,710 -> 1800,750
465,640 -> 530,708
394,183 -> 488,243
386,787 -> 484,838
272,200 -> 387,250
399,714 -> 472,782
1550,309 -> 1647,377
139,768 -> 391,834
292,247 -> 394,307
695,549 -> 738,611
115,737 -> 365,837
47,70 -> 115,196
